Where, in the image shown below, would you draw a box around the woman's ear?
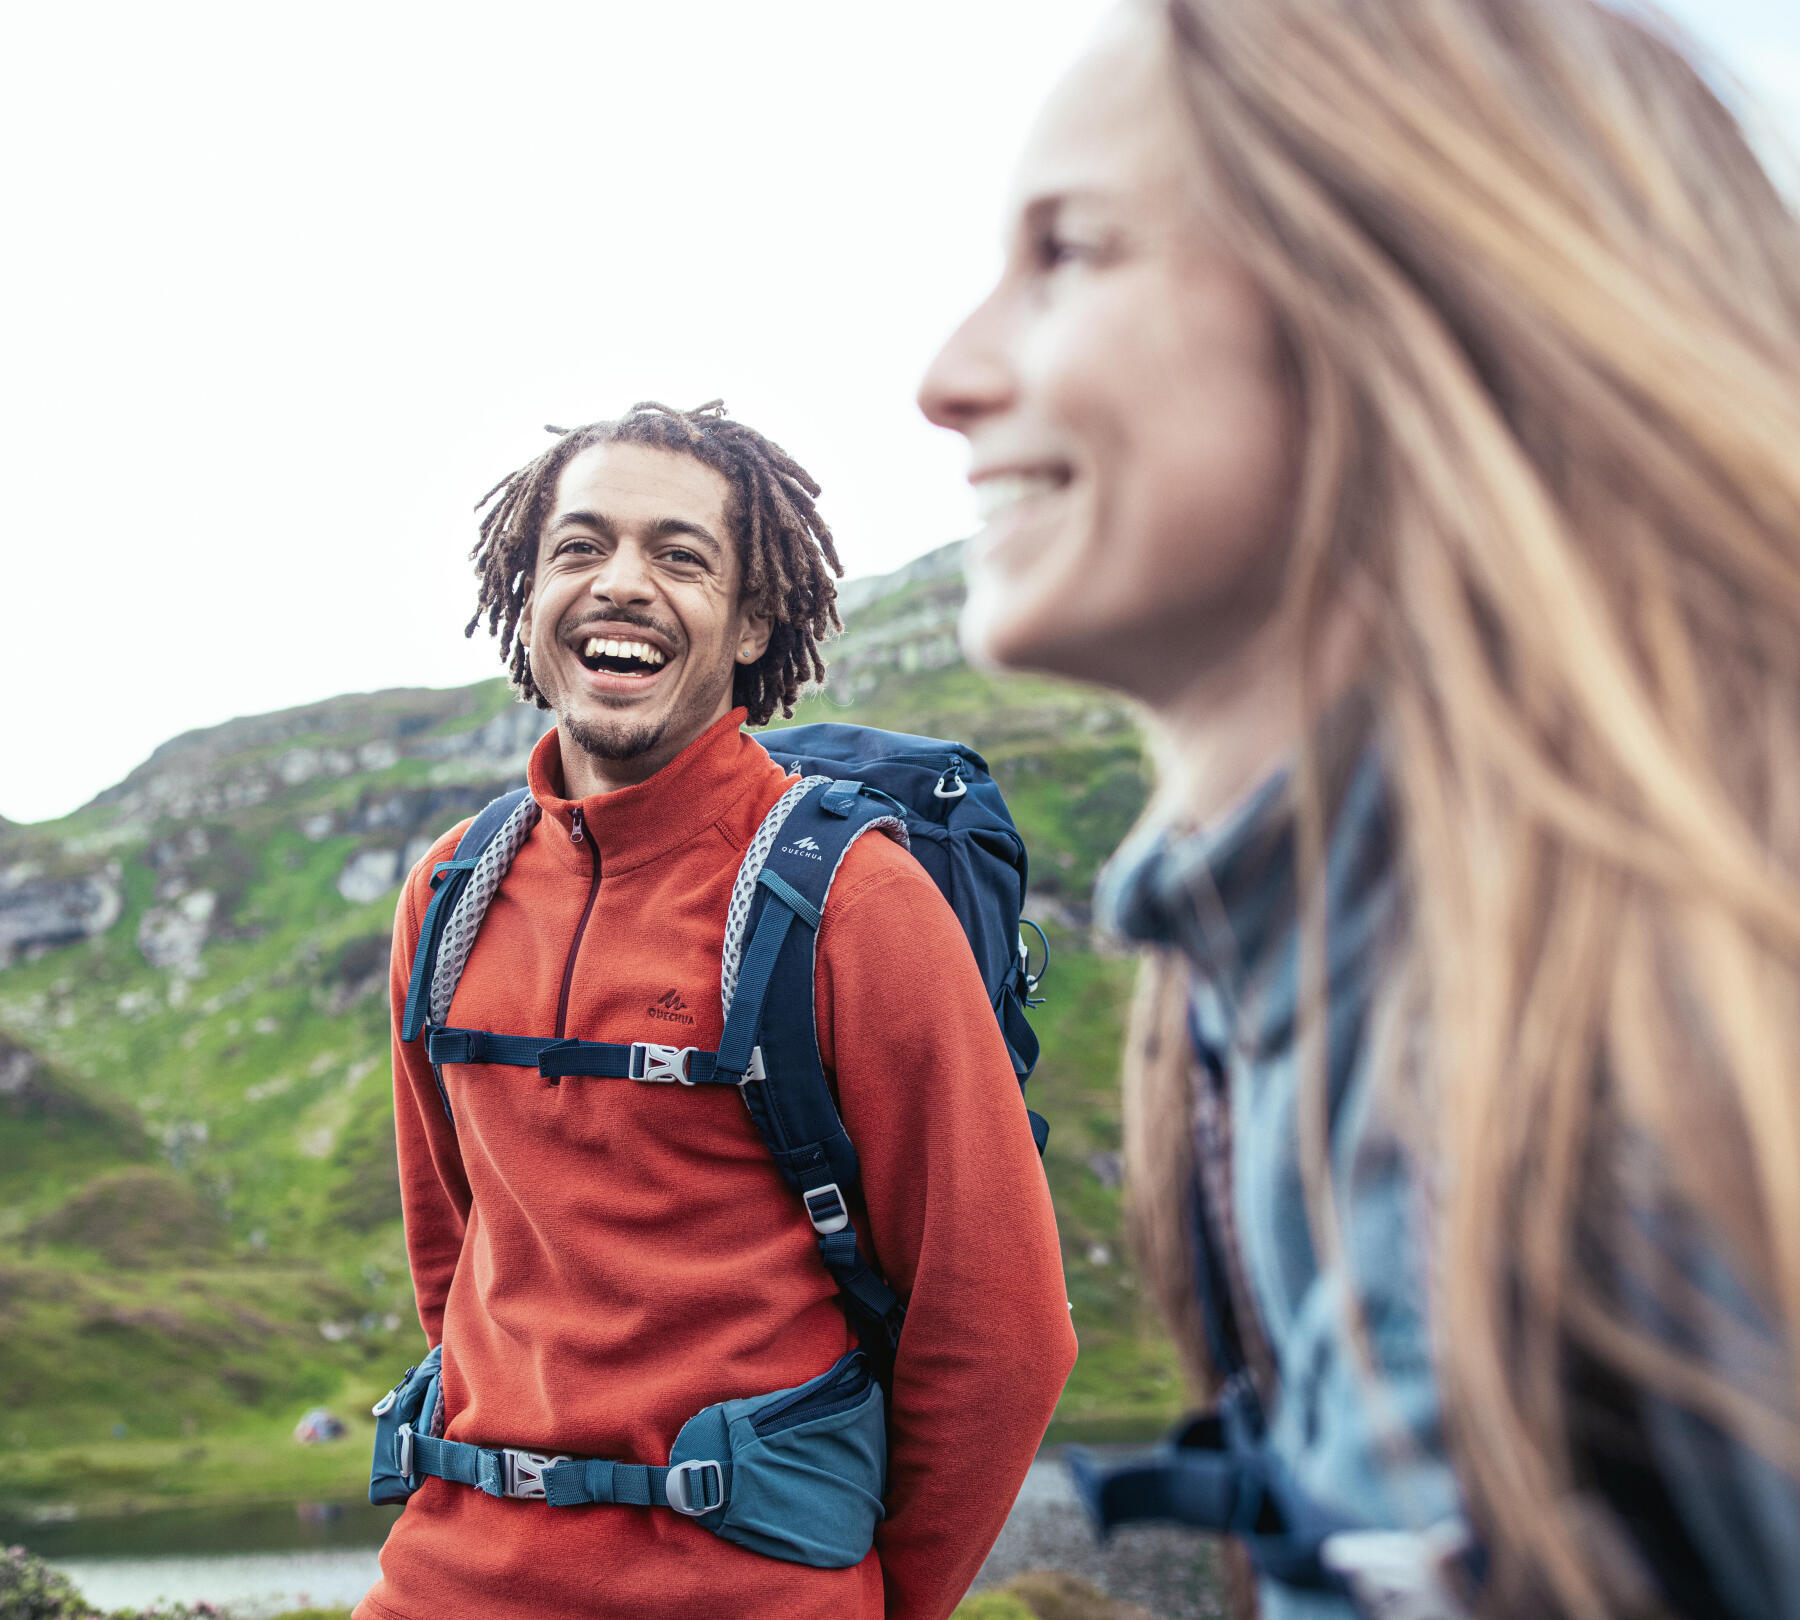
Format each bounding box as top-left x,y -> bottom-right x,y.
737,605 -> 773,665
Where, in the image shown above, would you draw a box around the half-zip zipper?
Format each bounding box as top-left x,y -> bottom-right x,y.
555,806 -> 602,1046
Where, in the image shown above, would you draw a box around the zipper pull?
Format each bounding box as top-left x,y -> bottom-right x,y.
569,807 -> 585,844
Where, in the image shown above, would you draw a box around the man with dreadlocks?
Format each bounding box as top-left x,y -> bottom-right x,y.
357,402 -> 1075,1620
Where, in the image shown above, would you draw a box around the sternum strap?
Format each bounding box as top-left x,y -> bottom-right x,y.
425,1027 -> 745,1086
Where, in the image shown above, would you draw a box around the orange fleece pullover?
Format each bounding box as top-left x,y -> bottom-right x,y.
358,712 -> 1076,1620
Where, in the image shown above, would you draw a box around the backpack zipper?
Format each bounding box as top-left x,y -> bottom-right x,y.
554,806 -> 601,1048
747,1356 -> 872,1436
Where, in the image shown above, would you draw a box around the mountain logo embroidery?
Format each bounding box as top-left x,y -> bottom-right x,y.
781,836 -> 824,861
646,988 -> 695,1026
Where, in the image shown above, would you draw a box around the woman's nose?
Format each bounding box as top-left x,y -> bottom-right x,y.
918,291 -> 1017,434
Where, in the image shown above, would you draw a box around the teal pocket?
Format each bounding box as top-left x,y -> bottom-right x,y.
671,1351 -> 886,1568
369,1343 -> 443,1505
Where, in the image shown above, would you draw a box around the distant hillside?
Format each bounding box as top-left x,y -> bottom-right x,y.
0,542 -> 1176,1520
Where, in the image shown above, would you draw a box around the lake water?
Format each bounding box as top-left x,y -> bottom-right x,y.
0,1500 -> 399,1617
52,1548 -> 385,1617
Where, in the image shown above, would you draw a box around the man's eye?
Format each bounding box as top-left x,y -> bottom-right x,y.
663,548 -> 704,567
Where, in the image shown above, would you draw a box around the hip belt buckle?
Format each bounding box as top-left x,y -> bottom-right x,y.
665,1457 -> 726,1516
631,1043 -> 697,1085
501,1447 -> 572,1500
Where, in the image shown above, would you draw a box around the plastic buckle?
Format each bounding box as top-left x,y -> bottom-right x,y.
501,1447 -> 572,1500
630,1043 -> 696,1085
665,1458 -> 726,1516
395,1422 -> 415,1480
803,1182 -> 850,1235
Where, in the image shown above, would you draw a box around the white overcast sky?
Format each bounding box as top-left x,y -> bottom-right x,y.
2,1 -> 1796,825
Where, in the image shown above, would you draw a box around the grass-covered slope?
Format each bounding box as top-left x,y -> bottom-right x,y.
0,545 -> 1179,1520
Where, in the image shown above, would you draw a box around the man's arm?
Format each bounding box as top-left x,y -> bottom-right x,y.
816,843 -> 1077,1620
388,830 -> 475,1348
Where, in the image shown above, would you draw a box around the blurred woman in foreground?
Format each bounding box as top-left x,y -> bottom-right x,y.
920,1 -> 1800,1616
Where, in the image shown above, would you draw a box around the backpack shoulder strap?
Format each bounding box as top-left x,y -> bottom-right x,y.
715,778 -> 909,1375
399,786 -> 537,1046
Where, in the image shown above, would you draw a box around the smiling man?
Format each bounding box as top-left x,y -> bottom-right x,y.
358,401 -> 1075,1620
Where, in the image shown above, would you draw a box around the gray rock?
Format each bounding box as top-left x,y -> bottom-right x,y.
337,850 -> 402,904
0,870 -> 122,958
137,890 -> 216,973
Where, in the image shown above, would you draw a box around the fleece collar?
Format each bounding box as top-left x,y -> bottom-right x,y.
526,708 -> 778,876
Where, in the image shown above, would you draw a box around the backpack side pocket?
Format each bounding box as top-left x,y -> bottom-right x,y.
369,1343 -> 444,1505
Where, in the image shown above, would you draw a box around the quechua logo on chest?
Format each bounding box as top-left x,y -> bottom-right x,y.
646,988 -> 695,1026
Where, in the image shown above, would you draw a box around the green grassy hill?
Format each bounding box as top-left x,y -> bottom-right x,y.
0,543 -> 1178,1522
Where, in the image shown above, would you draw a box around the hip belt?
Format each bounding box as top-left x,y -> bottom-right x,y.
370,1345 -> 886,1570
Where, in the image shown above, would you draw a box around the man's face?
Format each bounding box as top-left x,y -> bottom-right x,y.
521,441 -> 771,794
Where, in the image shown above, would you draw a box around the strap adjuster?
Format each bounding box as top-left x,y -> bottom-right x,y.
630,1043 -> 697,1085
803,1182 -> 850,1235
395,1421 -> 415,1479
428,1028 -> 476,1064
501,1447 -> 572,1500
665,1458 -> 726,1516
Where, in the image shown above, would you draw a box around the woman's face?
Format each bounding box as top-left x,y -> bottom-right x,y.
918,9 -> 1300,709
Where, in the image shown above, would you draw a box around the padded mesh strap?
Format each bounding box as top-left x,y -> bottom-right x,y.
401,857 -> 480,1043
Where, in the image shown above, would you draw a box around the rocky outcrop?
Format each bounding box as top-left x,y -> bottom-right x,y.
81,686 -> 527,830
417,702 -> 554,772
337,842 -> 438,903
825,541 -> 968,702
0,863 -> 122,964
137,890 -> 217,974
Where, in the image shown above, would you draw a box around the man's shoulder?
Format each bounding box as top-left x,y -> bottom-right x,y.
818,825 -> 945,934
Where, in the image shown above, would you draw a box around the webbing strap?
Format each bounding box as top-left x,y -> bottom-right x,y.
1065,1445 -> 1247,1535
1066,1394 -> 1361,1591
427,1029 -> 562,1069
757,868 -> 821,930
425,1027 -> 741,1086
409,1432 -> 729,1513
716,901 -> 796,1077
817,1228 -> 905,1355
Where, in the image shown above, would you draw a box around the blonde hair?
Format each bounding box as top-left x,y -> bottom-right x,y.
1126,0 -> 1800,1611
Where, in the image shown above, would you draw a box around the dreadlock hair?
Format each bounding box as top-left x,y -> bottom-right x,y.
465,400 -> 844,728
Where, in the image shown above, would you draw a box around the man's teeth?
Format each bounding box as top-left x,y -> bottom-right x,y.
582,637 -> 667,667
973,472 -> 1065,523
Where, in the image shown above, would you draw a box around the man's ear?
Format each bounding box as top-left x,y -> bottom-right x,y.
736,604 -> 773,666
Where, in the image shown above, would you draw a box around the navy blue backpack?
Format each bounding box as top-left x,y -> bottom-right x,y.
398,722 -> 1048,1382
